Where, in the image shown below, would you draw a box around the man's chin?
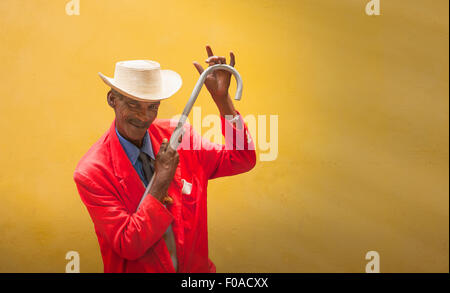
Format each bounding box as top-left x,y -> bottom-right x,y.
126,126 -> 147,139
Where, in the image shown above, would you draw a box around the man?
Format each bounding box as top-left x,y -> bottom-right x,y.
73,45 -> 256,273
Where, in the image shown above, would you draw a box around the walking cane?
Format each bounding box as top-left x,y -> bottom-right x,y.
136,64 -> 243,210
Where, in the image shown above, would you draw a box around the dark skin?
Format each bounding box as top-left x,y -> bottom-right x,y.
108,45 -> 238,203
193,45 -> 237,117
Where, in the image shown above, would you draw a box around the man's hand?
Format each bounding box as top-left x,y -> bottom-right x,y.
150,138 -> 179,203
193,45 -> 237,117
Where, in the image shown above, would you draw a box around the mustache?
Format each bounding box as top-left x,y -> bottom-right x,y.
128,119 -> 151,129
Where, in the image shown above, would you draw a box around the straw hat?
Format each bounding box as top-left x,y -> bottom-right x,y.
98,60 -> 182,101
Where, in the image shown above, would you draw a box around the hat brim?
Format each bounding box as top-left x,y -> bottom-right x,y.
98,69 -> 182,102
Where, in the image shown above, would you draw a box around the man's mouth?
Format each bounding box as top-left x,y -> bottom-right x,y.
129,121 -> 148,129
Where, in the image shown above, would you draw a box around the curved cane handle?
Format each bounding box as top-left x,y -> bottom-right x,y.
169,64 -> 243,150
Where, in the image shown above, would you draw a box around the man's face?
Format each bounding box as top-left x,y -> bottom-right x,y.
108,90 -> 160,146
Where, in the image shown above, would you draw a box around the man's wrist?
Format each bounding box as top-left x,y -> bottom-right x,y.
213,93 -> 237,117
150,178 -> 169,202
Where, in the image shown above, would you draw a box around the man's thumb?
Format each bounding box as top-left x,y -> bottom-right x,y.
159,138 -> 168,152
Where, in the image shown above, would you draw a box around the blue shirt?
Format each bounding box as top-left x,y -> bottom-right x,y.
115,127 -> 155,186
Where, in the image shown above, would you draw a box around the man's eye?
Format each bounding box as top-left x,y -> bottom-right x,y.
128,102 -> 138,108
149,105 -> 159,110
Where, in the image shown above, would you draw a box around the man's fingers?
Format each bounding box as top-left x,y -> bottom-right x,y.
206,45 -> 214,57
230,51 -> 235,67
205,56 -> 218,64
193,62 -> 204,75
205,56 -> 226,66
205,55 -> 230,66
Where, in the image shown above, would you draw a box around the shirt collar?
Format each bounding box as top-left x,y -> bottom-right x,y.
115,127 -> 155,165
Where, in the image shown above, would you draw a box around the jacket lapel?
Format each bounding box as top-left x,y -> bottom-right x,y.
109,119 -> 146,211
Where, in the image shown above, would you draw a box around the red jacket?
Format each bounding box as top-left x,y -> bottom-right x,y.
73,112 -> 256,273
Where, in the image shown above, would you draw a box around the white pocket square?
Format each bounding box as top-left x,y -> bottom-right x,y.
181,179 -> 192,195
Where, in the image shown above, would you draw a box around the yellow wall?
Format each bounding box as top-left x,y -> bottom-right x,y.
0,0 -> 448,272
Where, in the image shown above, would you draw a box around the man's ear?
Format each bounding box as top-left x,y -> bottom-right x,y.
107,90 -> 115,108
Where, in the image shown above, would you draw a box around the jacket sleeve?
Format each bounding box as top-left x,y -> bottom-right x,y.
73,171 -> 174,261
197,110 -> 257,179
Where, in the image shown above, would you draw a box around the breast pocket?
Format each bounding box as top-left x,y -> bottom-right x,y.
180,176 -> 199,232
180,177 -> 197,204
181,179 -> 193,196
